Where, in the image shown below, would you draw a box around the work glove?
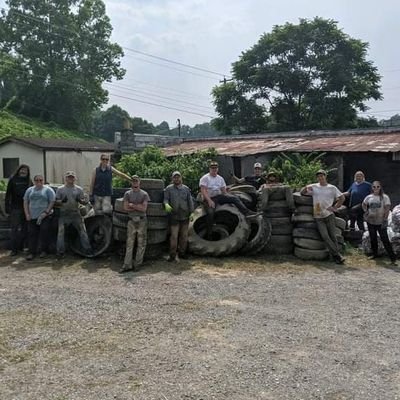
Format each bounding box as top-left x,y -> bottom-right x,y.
164,203 -> 173,213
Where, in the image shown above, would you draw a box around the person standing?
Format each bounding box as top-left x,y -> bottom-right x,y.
164,171 -> 194,261
362,181 -> 397,265
232,162 -> 266,189
301,170 -> 346,264
343,171 -> 371,231
89,153 -> 133,215
5,164 -> 32,256
55,171 -> 92,258
23,175 -> 55,260
120,175 -> 150,272
200,161 -> 259,239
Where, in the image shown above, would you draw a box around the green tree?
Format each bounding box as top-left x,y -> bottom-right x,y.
91,105 -> 130,142
212,81 -> 267,134
131,117 -> 156,134
213,18 -> 382,133
0,0 -> 125,130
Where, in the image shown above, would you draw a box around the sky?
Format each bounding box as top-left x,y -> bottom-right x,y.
2,0 -> 400,128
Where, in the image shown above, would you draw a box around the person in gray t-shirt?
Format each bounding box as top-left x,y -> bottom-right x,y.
120,175 -> 150,272
55,171 -> 92,257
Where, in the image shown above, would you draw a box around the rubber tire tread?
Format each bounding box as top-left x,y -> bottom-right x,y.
188,204 -> 250,256
293,192 -> 313,206
240,215 -> 272,255
294,246 -> 329,261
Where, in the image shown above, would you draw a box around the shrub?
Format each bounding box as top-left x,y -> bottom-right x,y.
113,145 -> 218,194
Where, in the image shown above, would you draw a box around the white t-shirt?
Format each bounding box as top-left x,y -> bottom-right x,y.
199,173 -> 226,198
362,194 -> 391,225
306,183 -> 342,218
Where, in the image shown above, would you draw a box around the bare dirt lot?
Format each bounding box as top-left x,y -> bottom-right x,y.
1,250 -> 400,400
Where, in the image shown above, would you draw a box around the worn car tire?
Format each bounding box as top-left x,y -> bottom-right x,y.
295,221 -> 318,230
263,234 -> 293,254
295,205 -> 314,215
335,217 -> 346,231
292,213 -> 315,224
70,215 -> 112,257
263,207 -> 292,218
268,216 -> 293,235
230,191 -> 256,210
293,227 -> 322,241
294,246 -> 329,261
294,237 -> 327,250
240,215 -> 272,255
228,184 -> 257,194
188,204 -> 250,256
293,192 -> 313,206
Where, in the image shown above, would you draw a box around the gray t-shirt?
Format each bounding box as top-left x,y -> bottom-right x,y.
24,185 -> 56,219
56,184 -> 86,216
123,189 -> 150,217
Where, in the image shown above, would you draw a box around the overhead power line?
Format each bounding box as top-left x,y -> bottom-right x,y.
108,92 -> 215,119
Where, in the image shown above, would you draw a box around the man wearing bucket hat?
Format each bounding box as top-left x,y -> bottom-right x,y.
55,171 -> 92,258
301,169 -> 346,264
163,171 -> 194,261
232,162 -> 266,190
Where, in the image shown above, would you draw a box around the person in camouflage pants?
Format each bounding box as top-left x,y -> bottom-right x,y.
120,175 -> 150,272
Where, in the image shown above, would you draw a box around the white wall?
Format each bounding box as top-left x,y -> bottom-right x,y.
0,142 -> 44,179
45,150 -> 104,189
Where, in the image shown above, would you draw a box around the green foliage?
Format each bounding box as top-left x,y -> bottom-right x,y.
0,179 -> 7,191
212,17 -> 382,133
114,145 -> 218,193
0,110 -> 98,140
212,81 -> 267,135
0,0 -> 125,130
269,152 -> 334,189
91,105 -> 130,142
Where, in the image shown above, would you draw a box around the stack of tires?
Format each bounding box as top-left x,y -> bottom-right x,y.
260,186 -> 295,255
292,192 -> 346,261
112,179 -> 168,259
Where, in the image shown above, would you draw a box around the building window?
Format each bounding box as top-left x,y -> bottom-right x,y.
3,158 -> 20,178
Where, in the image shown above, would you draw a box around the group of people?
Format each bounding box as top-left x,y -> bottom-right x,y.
6,167 -> 92,260
302,169 -> 396,266
5,156 -> 397,268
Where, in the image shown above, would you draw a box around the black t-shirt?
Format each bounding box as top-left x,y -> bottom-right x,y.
244,175 -> 266,190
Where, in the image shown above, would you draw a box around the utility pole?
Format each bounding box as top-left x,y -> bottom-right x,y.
219,75 -> 234,85
177,118 -> 181,137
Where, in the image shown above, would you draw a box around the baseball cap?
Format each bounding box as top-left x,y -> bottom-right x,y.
65,171 -> 76,177
316,169 -> 327,176
171,171 -> 181,177
266,170 -> 278,178
254,162 -> 262,168
131,174 -> 140,181
209,161 -> 218,167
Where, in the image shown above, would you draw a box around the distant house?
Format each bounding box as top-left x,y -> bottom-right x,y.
0,137 -> 114,188
163,127 -> 400,204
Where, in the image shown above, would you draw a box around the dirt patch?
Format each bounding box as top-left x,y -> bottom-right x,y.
1,250 -> 400,399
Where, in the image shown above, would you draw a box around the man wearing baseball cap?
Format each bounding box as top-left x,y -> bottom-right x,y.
55,171 -> 92,258
120,175 -> 150,272
199,161 -> 260,239
163,171 -> 194,261
301,169 -> 346,264
232,162 -> 266,190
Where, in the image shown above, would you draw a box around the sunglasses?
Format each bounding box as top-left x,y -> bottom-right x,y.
372,186 -> 381,188
210,166 -> 218,169
34,179 -> 43,182
101,158 -> 109,161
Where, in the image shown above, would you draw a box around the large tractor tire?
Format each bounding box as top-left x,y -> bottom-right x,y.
240,216 -> 272,255
228,184 -> 257,195
70,215 -> 112,257
188,204 -> 250,256
230,191 -> 256,210
294,246 -> 329,261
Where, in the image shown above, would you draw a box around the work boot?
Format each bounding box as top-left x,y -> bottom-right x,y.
166,255 -> 176,262
25,253 -> 34,261
119,264 -> 132,273
334,255 -> 345,264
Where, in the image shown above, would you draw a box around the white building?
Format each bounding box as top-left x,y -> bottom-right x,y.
0,137 -> 115,189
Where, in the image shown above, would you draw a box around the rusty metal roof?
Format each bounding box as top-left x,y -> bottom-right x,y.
163,128 -> 400,156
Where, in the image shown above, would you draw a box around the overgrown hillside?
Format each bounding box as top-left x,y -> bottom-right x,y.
0,111 -> 98,141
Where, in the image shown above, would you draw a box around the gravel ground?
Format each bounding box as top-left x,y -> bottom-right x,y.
1,250 -> 400,400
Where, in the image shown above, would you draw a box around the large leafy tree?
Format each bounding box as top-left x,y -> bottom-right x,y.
0,0 -> 125,130
91,105 -> 130,142
212,18 -> 382,133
